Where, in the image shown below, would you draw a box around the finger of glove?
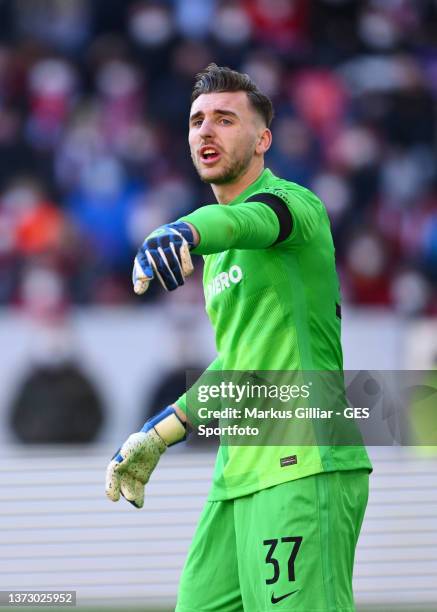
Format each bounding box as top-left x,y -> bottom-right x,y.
168,242 -> 190,284
145,250 -> 169,290
116,432 -> 147,466
105,460 -> 121,502
120,472 -> 145,508
147,247 -> 183,291
122,493 -> 143,509
179,241 -> 194,277
164,244 -> 185,286
152,246 -> 183,290
133,255 -> 153,295
135,250 -> 154,281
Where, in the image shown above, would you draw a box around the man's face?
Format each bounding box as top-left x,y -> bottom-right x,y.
189,91 -> 263,185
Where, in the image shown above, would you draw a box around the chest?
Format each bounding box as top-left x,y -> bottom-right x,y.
203,248 -> 289,317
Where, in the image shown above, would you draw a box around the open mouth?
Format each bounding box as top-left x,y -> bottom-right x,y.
200,146 -> 221,164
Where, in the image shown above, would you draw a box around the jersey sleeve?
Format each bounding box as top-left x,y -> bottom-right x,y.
179,201 -> 280,255
179,185 -> 326,254
264,185 -> 326,249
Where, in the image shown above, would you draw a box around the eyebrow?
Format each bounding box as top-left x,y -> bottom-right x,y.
189,109 -> 239,122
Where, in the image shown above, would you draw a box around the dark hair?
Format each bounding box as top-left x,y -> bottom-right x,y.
191,63 -> 274,127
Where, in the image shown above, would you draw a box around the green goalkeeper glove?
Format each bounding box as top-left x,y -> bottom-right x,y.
105,407 -> 186,508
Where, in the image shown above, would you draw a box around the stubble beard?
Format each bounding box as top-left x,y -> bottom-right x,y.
192,145 -> 255,186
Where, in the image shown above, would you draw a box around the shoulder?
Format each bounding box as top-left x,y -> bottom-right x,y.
264,171 -> 325,208
247,171 -> 331,248
249,170 -> 327,221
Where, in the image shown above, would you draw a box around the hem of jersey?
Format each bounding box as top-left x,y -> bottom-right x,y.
207,461 -> 372,501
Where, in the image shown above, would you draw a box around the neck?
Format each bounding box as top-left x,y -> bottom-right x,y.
212,160 -> 265,204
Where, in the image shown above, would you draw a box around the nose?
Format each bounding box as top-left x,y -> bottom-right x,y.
198,117 -> 215,139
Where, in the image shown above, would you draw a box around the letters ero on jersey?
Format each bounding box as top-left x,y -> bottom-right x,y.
205,264 -> 243,302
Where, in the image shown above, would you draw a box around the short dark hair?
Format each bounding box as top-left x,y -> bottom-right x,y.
191,63 -> 274,127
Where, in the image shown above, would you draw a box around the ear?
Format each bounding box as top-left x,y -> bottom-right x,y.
255,128 -> 272,155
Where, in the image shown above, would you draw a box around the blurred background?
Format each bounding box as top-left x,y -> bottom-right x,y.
0,0 -> 436,610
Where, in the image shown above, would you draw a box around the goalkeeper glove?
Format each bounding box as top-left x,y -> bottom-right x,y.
133,221 -> 195,294
105,406 -> 186,509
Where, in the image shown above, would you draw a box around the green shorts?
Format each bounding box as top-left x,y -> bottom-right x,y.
176,469 -> 369,612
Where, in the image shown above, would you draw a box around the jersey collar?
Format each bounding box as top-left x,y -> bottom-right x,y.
228,168 -> 274,206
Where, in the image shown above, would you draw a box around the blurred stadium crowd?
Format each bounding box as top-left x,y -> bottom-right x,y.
0,0 -> 436,316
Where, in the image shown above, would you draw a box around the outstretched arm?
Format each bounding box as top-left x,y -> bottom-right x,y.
180,200 -> 283,254
132,198 -> 287,294
133,187 -> 323,293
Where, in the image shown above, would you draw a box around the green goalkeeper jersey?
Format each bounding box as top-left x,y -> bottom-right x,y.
177,168 -> 372,500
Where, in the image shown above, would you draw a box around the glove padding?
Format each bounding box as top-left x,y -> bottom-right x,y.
133,222 -> 195,294
106,429 -> 167,509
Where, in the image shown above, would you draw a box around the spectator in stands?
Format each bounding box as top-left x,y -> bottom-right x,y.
0,0 -> 434,312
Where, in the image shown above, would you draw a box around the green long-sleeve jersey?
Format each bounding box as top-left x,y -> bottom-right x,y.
176,168 -> 372,500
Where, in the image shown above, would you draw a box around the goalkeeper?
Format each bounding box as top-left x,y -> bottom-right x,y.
106,64 -> 372,611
